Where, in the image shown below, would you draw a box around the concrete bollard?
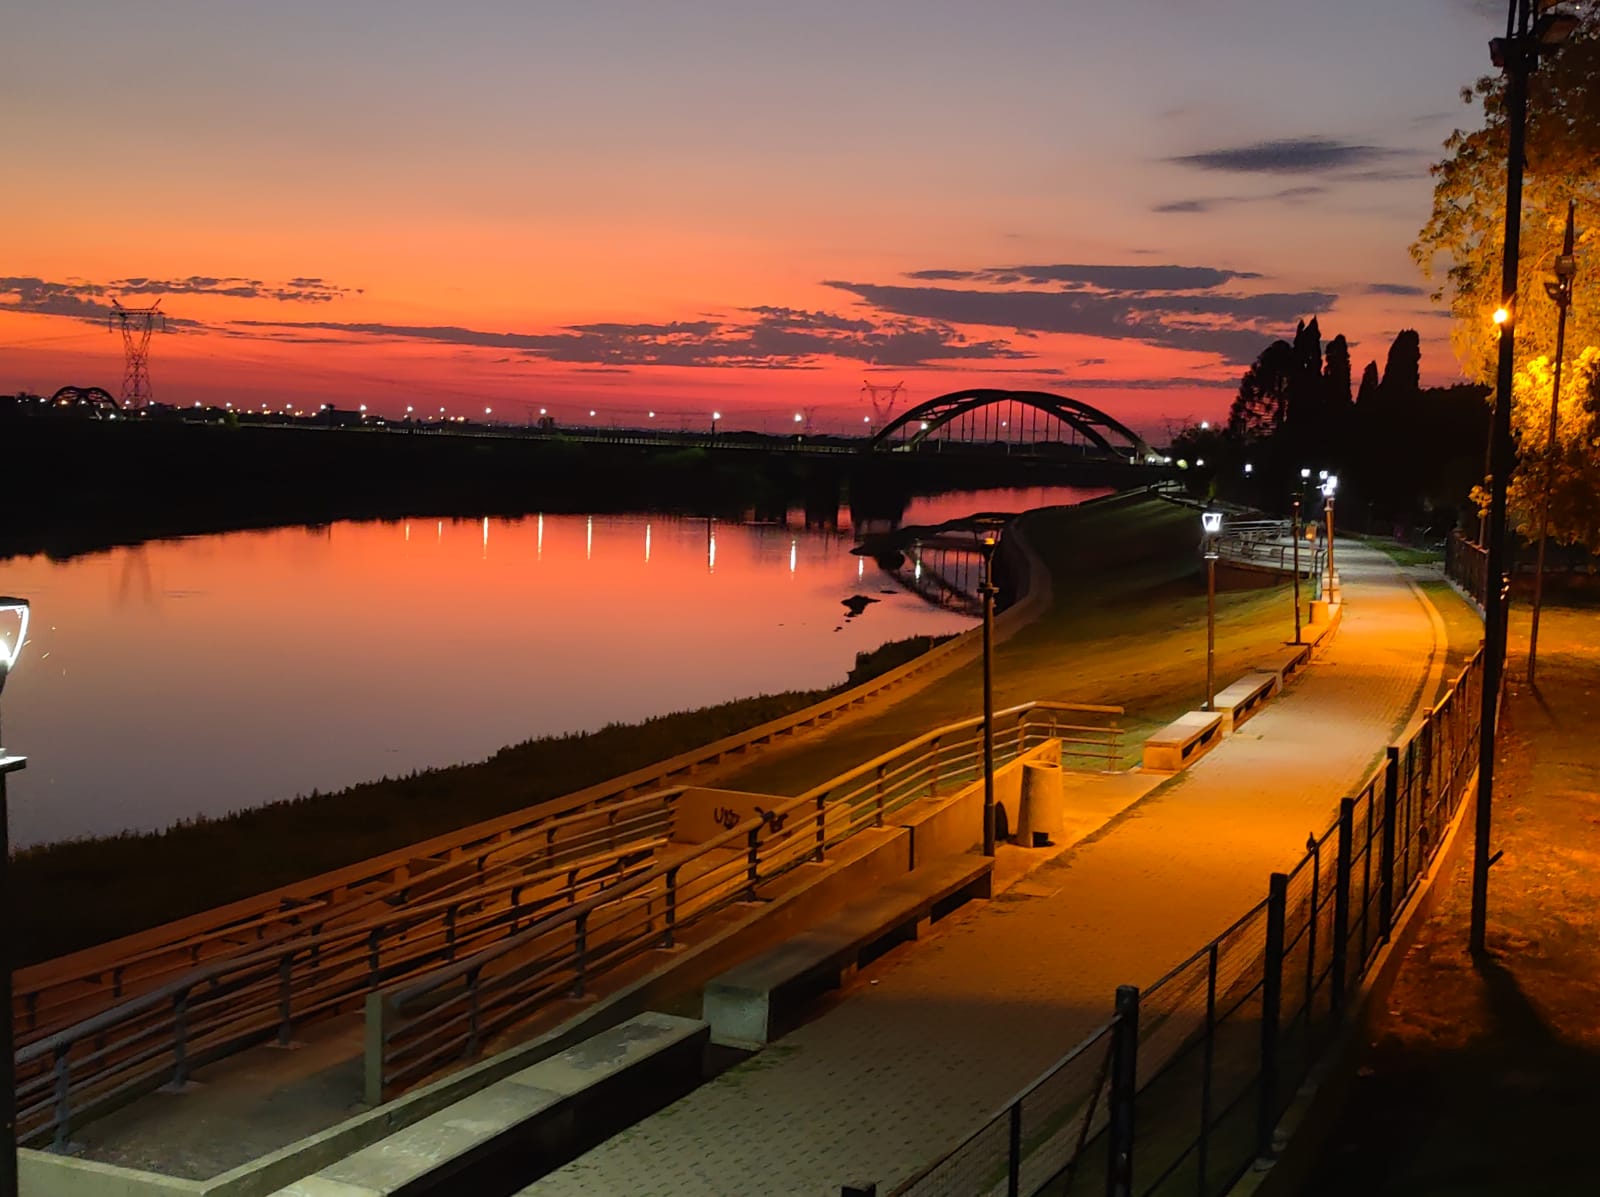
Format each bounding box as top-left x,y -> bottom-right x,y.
1015,760 -> 1064,847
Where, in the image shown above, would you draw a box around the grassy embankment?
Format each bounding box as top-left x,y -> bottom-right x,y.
16,494 -> 1293,966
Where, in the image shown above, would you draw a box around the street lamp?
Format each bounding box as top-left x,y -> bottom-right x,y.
1291,493 -> 1304,645
711,411 -> 721,436
1528,199 -> 1579,685
1202,512 -> 1222,711
0,597 -> 30,1197
1473,0 -> 1580,956
1322,475 -> 1339,603
978,532 -> 1000,857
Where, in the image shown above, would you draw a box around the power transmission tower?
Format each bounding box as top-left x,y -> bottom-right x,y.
860,379 -> 906,423
109,299 -> 166,406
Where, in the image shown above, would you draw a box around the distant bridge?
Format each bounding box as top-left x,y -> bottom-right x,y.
867,389 -> 1153,461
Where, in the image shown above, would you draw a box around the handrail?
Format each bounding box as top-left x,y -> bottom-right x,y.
17,514 -> 1053,1012
18,697 -> 1122,1143
385,702 -> 1119,999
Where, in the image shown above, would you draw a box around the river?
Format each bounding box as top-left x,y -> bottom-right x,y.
0,486 -> 1103,847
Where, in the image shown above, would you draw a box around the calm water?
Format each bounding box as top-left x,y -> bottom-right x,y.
0,486 -> 1101,847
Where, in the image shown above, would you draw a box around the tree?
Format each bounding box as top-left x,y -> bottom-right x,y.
1413,13 -> 1600,544
1486,348 -> 1600,547
1324,335 -> 1353,409
1226,339 -> 1295,442
1377,330 -> 1422,405
1355,361 -> 1380,406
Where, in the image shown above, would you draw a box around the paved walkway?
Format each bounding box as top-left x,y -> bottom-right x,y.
525,542 -> 1447,1196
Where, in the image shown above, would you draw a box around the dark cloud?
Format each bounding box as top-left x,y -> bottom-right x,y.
0,274 -> 358,330
822,279 -> 1334,365
904,263 -> 1260,292
1169,137 -> 1407,175
1367,282 -> 1427,297
110,275 -> 359,302
228,307 -> 1029,369
1152,185 -> 1327,214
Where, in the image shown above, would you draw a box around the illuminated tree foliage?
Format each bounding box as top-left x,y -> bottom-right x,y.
1413,12 -> 1600,545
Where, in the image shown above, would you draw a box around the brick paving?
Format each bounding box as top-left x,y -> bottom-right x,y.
524,543 -> 1449,1196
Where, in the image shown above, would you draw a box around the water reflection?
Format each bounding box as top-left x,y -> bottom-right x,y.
0,510 -> 986,847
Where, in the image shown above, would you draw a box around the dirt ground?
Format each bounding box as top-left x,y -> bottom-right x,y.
1307,603 -> 1600,1196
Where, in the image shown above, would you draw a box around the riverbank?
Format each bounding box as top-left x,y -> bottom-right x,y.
16,492 -> 1281,967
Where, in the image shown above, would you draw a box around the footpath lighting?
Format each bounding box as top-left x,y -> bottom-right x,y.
1475,0 -> 1579,955
978,532 -> 1000,857
711,411 -> 721,436
1322,475 -> 1339,603
1202,512 -> 1222,711
1291,494 -> 1304,645
0,596 -> 30,1197
1493,305 -> 1511,325
1529,200 -> 1579,685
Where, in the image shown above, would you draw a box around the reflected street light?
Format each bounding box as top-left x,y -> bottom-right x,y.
0,597 -> 30,1197
978,532 -> 1000,857
1202,513 -> 1222,710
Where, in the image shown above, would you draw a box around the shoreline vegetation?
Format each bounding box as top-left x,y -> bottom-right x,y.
11,632 -> 956,967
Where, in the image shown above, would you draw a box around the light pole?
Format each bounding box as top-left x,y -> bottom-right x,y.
1202,512 -> 1222,711
1292,494 -> 1303,645
1322,475 -> 1339,603
1473,0 -> 1579,955
711,411 -> 721,438
1528,199 -> 1578,685
978,532 -> 999,857
0,597 -> 30,1197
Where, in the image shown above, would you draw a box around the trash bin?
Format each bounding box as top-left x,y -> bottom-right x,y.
1015,760 -> 1064,847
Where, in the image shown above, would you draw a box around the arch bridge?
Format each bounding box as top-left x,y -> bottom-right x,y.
49,385 -> 122,418
867,388 -> 1152,461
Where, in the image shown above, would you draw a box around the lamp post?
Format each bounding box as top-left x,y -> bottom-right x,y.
1528,199 -> 1578,685
1472,0 -> 1579,955
0,597 -> 30,1197
1202,512 -> 1222,711
711,411 -> 721,438
1322,475 -> 1339,603
1292,494 -> 1303,645
978,532 -> 999,857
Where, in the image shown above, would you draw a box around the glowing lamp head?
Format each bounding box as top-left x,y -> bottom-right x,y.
794,413 -> 803,423
1300,467 -> 1311,479
1323,475 -> 1339,497
712,411 -> 721,421
0,596 -> 30,696
1493,306 -> 1510,326
1244,463 -> 1254,475
1202,512 -> 1223,536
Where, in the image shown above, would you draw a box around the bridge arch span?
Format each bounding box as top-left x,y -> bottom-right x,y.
49,385 -> 122,417
867,388 -> 1151,460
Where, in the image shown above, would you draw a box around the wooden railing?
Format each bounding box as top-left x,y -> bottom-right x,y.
370,702 -> 1123,1099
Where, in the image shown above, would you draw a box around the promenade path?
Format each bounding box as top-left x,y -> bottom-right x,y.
525,542 -> 1453,1196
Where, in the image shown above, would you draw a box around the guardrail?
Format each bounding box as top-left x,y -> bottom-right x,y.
1446,530 -> 1488,610
18,701 -> 1121,1146
892,649 -> 1484,1197
371,702 -> 1123,1100
14,536 -> 1040,1043
14,794 -> 681,1147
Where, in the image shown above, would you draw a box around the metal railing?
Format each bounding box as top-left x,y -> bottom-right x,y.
14,580 -> 1016,1044
13,793 -> 681,1147
1446,531 -> 1488,610
371,702 -> 1123,1099
892,650 -> 1484,1197
18,702 -> 1121,1144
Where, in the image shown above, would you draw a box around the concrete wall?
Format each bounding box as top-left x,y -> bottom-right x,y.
18,1151 -> 205,1197
671,787 -> 794,845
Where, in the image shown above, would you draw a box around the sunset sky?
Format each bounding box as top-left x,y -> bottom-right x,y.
4,0 -> 1504,436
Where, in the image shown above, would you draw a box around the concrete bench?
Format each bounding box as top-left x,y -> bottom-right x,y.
1141,710 -> 1224,772
703,855 -> 994,1049
1213,671 -> 1279,735
273,1012 -> 706,1196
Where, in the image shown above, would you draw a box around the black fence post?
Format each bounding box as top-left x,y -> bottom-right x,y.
1107,984 -> 1140,1197
1257,873 -> 1288,1165
1331,799 -> 1354,1015
1008,1100 -> 1023,1197
1379,747 -> 1399,941
1198,943 -> 1218,1191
